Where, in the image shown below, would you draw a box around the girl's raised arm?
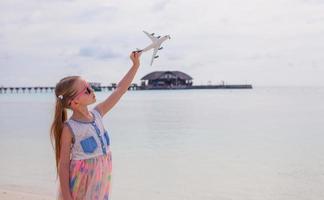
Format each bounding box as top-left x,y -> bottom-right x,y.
95,51 -> 141,117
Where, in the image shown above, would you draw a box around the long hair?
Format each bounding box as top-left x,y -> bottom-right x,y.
50,76 -> 80,176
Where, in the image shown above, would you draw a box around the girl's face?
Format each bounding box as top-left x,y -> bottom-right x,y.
70,78 -> 96,107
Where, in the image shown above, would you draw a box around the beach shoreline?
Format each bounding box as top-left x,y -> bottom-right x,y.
0,188 -> 55,200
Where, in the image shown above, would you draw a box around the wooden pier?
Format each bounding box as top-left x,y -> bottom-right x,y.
144,84 -> 253,90
0,83 -> 252,94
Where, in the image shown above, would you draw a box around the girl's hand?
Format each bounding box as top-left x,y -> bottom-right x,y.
130,51 -> 142,66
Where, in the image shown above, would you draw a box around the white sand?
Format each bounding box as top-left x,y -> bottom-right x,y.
0,189 -> 54,200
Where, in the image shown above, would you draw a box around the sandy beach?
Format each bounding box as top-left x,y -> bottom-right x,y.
0,189 -> 54,200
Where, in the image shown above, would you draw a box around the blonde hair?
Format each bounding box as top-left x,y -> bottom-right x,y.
50,75 -> 80,176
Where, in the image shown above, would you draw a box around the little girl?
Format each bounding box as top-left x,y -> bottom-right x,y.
50,51 -> 141,200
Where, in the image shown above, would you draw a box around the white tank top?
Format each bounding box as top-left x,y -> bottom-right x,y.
64,108 -> 111,160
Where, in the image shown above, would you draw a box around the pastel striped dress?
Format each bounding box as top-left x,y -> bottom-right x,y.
57,108 -> 112,200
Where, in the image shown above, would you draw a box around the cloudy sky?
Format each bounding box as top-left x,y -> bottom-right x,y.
0,0 -> 323,87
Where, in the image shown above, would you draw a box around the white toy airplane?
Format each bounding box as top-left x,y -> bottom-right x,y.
136,31 -> 171,66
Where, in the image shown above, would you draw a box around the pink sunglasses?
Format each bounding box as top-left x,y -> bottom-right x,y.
69,81 -> 93,105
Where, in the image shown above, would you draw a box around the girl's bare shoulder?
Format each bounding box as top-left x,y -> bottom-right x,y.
61,123 -> 74,144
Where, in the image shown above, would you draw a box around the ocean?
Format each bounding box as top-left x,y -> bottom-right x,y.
0,86 -> 323,200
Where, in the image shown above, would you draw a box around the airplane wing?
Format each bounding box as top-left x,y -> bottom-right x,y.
150,46 -> 159,66
143,31 -> 158,42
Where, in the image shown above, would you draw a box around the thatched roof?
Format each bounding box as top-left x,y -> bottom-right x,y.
141,71 -> 193,80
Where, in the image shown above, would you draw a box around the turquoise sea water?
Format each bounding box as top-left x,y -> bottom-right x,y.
0,87 -> 323,199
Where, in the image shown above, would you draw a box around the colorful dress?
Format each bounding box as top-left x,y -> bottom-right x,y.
57,108 -> 112,200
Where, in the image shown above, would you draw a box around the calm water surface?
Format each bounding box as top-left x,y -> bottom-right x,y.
0,87 -> 323,200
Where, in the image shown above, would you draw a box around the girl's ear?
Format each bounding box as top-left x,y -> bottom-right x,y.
70,100 -> 79,109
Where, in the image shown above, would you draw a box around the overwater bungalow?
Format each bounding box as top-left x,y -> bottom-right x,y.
140,71 -> 193,89
89,82 -> 102,91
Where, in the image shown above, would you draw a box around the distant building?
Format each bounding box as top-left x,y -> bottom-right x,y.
140,71 -> 193,89
89,82 -> 102,91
